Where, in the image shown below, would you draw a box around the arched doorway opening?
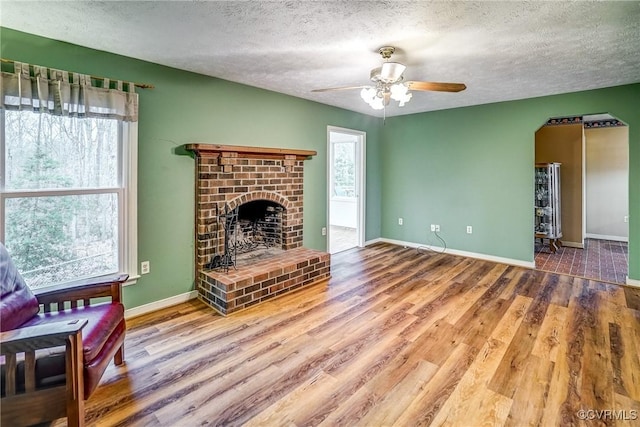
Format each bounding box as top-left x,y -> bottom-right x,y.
534,113 -> 629,284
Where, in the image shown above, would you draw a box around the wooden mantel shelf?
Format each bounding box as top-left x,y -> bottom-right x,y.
185,144 -> 317,160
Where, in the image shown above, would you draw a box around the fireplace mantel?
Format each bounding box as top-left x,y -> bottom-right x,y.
185,143 -> 316,160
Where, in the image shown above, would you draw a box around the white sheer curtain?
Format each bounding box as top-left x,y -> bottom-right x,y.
0,61 -> 138,121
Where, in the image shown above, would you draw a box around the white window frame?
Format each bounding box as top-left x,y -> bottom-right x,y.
121,121 -> 139,284
0,111 -> 139,286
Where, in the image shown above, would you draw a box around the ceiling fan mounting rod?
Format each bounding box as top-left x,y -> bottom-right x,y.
379,46 -> 395,60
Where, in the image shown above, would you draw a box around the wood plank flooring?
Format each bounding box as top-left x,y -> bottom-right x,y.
71,243 -> 640,426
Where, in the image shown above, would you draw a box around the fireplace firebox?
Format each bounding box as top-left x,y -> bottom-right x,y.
209,200 -> 285,271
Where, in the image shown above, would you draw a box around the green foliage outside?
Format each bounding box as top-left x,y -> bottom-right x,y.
333,142 -> 356,197
6,149 -> 74,271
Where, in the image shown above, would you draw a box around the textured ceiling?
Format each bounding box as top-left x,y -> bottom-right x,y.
1,1 -> 639,117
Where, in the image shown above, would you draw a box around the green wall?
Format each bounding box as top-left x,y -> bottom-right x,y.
1,28 -> 383,309
381,84 -> 639,280
2,28 -> 638,312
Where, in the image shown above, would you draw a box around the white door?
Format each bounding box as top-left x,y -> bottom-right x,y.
327,126 -> 365,254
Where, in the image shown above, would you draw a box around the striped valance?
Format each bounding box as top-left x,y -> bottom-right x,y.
0,61 -> 139,122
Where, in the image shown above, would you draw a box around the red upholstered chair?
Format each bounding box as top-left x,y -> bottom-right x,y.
0,243 -> 127,427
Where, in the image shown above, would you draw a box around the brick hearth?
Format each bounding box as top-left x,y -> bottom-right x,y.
199,247 -> 330,314
185,144 -> 331,315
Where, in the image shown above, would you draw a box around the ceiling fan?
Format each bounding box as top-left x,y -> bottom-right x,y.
312,46 -> 466,110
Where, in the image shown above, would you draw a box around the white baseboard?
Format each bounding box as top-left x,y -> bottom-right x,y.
375,238 -> 535,269
585,233 -> 629,243
125,290 -> 198,319
627,277 -> 640,288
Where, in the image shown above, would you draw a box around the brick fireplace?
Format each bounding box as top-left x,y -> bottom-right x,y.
185,144 -> 330,315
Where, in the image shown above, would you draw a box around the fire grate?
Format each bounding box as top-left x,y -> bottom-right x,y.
231,205 -> 283,254
207,202 -> 284,272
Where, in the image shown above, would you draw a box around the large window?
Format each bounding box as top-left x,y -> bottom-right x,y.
1,112 -> 138,289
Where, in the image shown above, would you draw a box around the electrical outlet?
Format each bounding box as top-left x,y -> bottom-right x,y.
624,216 -> 629,223
467,225 -> 473,234
141,261 -> 150,275
398,218 -> 403,226
321,227 -> 327,236
435,224 -> 440,232
431,224 -> 440,232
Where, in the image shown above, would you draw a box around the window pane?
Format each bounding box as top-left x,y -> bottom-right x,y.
4,110 -> 118,190
333,141 -> 356,197
4,193 -> 119,289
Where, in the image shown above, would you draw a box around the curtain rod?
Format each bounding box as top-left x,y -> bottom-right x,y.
1,58 -> 155,89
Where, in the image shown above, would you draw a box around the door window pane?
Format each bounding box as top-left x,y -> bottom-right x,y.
332,141 -> 356,198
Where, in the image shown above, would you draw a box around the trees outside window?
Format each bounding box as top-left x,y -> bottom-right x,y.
1,110 -> 134,289
332,141 -> 356,198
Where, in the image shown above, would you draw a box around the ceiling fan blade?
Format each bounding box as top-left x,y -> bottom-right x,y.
311,85 -> 370,93
406,81 -> 467,92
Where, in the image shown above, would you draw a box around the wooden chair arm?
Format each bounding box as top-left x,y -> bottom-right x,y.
33,274 -> 128,311
1,319 -> 87,425
0,319 -> 87,354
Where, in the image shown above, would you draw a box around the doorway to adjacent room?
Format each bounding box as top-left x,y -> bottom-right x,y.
533,114 -> 629,284
327,126 -> 365,254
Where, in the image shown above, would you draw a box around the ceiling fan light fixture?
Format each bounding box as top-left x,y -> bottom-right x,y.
370,96 -> 385,110
360,86 -> 385,110
390,83 -> 412,107
360,87 -> 376,102
361,83 -> 412,110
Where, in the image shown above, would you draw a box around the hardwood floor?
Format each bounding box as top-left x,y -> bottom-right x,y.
74,243 -> 640,426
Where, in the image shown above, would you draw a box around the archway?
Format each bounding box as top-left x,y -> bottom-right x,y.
534,113 -> 629,284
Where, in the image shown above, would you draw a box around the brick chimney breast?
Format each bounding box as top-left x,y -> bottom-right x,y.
185,144 -> 330,315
